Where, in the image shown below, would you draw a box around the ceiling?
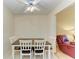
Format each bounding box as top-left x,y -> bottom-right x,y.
3,0 -> 64,15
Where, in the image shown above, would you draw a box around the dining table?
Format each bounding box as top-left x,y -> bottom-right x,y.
11,38 -> 53,59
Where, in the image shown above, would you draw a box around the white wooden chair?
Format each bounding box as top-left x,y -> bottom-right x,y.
19,40 -> 32,59
34,40 -> 45,59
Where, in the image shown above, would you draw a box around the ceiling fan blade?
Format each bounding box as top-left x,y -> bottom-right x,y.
17,0 -> 29,5
24,7 -> 31,12
33,0 -> 40,5
31,7 -> 35,12
34,6 -> 40,11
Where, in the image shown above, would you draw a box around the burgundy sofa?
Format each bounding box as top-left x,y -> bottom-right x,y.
56,35 -> 75,58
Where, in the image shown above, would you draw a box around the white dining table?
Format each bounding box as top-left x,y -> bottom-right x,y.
11,38 -> 53,59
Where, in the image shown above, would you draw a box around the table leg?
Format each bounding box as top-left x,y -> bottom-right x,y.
12,46 -> 14,59
48,45 -> 50,59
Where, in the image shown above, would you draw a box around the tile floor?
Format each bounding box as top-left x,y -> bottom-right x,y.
14,48 -> 74,59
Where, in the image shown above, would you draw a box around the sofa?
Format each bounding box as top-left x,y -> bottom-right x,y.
56,35 -> 75,58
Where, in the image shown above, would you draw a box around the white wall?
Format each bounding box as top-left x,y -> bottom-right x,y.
14,14 -> 56,43
48,13 -> 56,53
14,15 -> 49,39
48,14 -> 56,43
3,6 -> 14,59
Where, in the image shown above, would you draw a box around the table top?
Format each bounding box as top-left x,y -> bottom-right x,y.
12,38 -> 51,45
12,38 -> 52,50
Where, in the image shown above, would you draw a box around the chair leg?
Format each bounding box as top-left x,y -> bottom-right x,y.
30,54 -> 32,59
43,54 -> 44,59
44,53 -> 46,59
43,50 -> 45,59
20,55 -> 22,59
34,55 -> 36,59
20,51 -> 22,59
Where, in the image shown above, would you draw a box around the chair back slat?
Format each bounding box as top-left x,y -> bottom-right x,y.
34,40 -> 45,50
19,40 -> 32,50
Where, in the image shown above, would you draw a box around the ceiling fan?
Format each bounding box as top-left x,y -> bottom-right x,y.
17,0 -> 40,12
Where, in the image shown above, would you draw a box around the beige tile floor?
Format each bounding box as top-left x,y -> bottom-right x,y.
54,48 -> 74,59
14,48 -> 74,59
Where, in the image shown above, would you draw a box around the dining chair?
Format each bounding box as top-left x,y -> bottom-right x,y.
34,40 -> 45,59
19,40 -> 32,59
